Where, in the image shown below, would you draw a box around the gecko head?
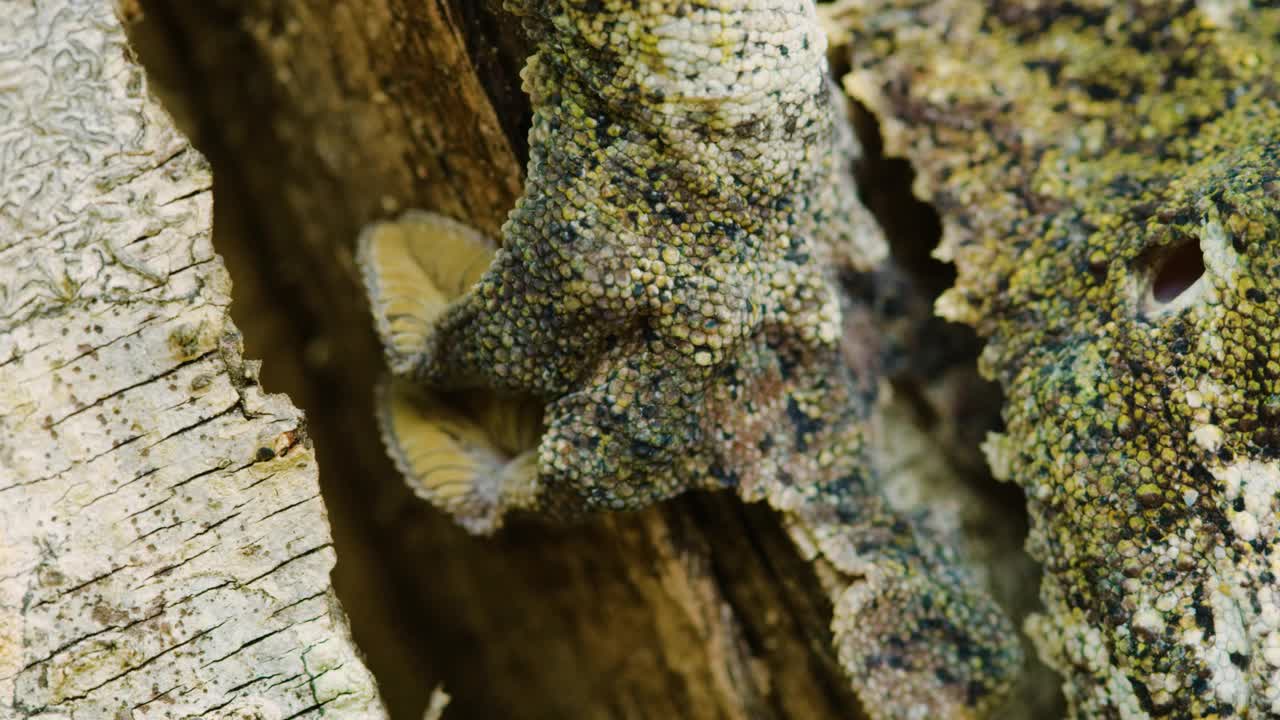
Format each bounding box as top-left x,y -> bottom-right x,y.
975,128 -> 1280,716
832,2 -> 1280,713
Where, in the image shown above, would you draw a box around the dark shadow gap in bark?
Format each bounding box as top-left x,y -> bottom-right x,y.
460,0 -> 535,165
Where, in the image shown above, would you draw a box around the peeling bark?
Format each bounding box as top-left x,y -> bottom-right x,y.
0,1 -> 385,717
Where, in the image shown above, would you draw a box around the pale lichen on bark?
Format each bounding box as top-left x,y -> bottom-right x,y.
0,1 -> 385,717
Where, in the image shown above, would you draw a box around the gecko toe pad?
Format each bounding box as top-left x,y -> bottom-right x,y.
358,211 -> 495,376
375,377 -> 543,534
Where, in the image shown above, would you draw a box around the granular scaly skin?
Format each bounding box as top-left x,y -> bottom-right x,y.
360,0 -> 1021,716
422,0 -> 878,512
835,2 -> 1280,716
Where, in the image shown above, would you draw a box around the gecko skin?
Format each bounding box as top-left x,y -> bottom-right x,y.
834,1 -> 1280,717
359,0 -> 1020,717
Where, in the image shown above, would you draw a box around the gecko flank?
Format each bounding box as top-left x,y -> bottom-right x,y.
360,0 -> 1020,717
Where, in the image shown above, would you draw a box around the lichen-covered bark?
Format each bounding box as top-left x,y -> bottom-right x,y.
0,1 -> 385,717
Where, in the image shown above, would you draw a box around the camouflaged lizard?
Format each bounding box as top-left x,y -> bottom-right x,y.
358,0 -> 1020,717
831,1 -> 1280,717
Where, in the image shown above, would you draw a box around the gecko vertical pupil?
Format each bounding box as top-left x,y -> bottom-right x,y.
1150,236 -> 1205,305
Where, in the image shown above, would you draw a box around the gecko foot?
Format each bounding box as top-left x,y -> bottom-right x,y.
357,210 -> 495,380
375,377 -> 544,534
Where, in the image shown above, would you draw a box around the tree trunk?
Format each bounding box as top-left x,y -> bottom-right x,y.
0,1 -> 386,717
3,0 -> 1050,718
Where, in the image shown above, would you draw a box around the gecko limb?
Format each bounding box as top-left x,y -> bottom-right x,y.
360,0 -> 1022,715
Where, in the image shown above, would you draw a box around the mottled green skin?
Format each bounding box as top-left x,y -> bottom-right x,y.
838,2 -> 1280,716
364,0 -> 1022,716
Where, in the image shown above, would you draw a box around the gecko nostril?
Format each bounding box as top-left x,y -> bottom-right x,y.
1150,236 -> 1205,305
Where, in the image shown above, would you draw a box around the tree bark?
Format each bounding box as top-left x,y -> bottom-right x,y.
0,1 -> 386,717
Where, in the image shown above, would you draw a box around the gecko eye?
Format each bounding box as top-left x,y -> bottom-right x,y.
1146,234 -> 1205,308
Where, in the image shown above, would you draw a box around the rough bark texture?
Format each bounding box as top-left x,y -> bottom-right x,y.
0,1 -> 386,718
123,1 -> 878,718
